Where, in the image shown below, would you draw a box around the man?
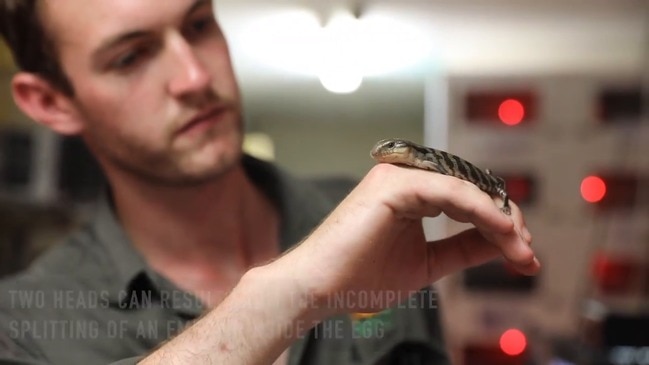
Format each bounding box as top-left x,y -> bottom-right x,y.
0,0 -> 539,364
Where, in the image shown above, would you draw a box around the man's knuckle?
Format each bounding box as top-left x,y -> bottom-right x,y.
444,177 -> 465,193
367,163 -> 397,182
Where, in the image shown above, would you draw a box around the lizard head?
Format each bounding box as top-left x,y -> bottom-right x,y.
370,139 -> 413,163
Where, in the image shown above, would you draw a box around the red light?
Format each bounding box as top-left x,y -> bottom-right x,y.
592,251 -> 638,293
466,91 -> 536,126
501,174 -> 536,206
498,99 -> 525,126
499,329 -> 527,356
581,176 -> 607,203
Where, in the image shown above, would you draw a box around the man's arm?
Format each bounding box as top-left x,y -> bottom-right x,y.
141,164 -> 539,364
139,264 -> 321,364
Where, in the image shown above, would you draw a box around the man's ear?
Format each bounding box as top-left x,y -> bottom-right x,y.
11,72 -> 84,135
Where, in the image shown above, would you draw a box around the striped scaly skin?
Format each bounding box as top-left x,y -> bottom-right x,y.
370,138 -> 511,215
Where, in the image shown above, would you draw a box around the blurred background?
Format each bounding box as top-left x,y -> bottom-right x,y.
0,0 -> 647,364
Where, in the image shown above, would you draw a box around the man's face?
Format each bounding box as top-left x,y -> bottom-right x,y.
42,0 -> 243,185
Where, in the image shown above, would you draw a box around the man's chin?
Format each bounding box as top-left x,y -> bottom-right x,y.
98,127 -> 245,188
167,129 -> 244,183
104,146 -> 242,188
175,153 -> 242,186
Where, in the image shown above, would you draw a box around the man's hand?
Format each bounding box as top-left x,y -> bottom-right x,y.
141,163 -> 539,365
276,163 -> 539,315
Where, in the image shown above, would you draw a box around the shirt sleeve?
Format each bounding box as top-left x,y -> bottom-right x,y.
0,328 -> 49,365
106,357 -> 144,365
380,285 -> 451,365
349,286 -> 451,365
420,285 -> 452,364
0,328 -> 144,365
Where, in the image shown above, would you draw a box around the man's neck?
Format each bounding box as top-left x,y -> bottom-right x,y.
107,162 -> 280,296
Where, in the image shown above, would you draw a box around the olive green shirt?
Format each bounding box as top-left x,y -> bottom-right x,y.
0,156 -> 449,365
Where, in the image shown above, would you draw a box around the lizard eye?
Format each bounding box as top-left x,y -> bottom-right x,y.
386,141 -> 395,149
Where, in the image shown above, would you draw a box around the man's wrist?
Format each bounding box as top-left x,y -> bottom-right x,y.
243,260 -> 328,335
139,261 -> 326,364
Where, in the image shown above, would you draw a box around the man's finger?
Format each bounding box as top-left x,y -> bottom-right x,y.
426,227 -> 540,281
426,228 -> 501,281
382,167 -> 515,234
477,200 -> 537,271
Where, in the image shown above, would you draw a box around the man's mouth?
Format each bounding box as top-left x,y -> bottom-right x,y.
176,105 -> 230,136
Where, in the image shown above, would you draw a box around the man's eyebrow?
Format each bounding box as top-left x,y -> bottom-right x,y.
94,31 -> 148,57
186,0 -> 211,16
92,0 -> 212,62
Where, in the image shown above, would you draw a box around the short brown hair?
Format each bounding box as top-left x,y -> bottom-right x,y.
0,0 -> 74,95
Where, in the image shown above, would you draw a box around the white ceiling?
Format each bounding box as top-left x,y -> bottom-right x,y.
218,0 -> 646,76
212,0 -> 647,123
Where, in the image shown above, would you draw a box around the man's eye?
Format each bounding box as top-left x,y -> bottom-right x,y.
110,45 -> 154,71
187,16 -> 216,38
193,18 -> 210,32
112,51 -> 140,69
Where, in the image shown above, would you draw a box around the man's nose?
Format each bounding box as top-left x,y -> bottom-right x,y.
167,34 -> 212,97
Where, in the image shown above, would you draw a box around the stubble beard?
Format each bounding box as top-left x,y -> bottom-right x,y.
85,118 -> 245,188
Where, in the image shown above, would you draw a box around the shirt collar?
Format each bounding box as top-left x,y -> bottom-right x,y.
90,187 -> 149,305
90,155 -> 337,311
242,155 -> 336,251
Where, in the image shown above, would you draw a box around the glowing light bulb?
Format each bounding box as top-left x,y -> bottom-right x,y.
581,175 -> 607,203
498,99 -> 525,125
499,328 -> 527,356
318,11 -> 363,94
